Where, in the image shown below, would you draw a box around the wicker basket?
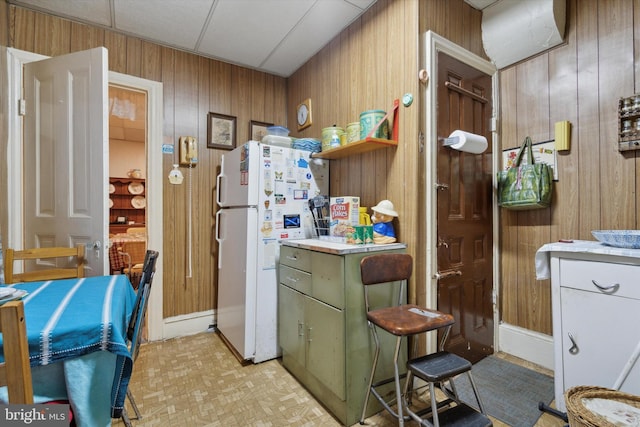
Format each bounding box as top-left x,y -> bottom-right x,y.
565,386 -> 640,427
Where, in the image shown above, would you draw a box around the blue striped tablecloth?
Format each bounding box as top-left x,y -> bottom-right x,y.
0,275 -> 137,425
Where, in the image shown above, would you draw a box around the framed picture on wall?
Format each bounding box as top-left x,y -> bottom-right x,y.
250,120 -> 272,142
207,112 -> 236,150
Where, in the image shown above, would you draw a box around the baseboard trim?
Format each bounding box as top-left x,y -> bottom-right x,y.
498,322 -> 554,371
162,310 -> 215,340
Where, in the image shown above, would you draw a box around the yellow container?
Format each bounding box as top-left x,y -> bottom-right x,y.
359,207 -> 371,225
346,122 -> 360,144
322,126 -> 345,151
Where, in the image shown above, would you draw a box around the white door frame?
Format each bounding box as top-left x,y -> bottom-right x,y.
5,47 -> 164,341
422,31 -> 499,353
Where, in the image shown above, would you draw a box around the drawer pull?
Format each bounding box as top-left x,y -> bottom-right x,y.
568,333 -> 579,355
591,279 -> 620,294
286,276 -> 298,283
286,255 -> 298,261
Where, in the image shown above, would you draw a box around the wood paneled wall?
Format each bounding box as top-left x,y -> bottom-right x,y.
5,0 -> 624,339
499,0 -> 640,335
1,1 -> 287,318
288,0 -> 485,310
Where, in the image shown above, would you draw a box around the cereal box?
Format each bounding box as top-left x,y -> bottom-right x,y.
330,196 -> 360,241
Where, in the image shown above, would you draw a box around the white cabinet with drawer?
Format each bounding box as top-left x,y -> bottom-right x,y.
278,240 -> 406,426
548,248 -> 640,411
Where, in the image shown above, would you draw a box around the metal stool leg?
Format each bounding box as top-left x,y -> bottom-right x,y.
360,328 -> 409,425
360,324 -> 381,424
392,336 -> 405,427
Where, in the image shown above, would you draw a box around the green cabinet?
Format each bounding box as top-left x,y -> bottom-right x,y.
278,240 -> 407,426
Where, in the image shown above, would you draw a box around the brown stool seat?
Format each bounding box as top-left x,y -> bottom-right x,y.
367,305 -> 454,336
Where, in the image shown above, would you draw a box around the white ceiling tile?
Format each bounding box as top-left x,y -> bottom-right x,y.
113,0 -> 215,50
9,0 -> 378,77
261,0 -> 362,76
198,0 -> 315,68
345,0 -> 377,10
10,0 -> 112,26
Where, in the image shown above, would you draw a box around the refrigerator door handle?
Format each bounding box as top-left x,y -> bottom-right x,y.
216,156 -> 225,206
216,174 -> 224,206
215,209 -> 223,269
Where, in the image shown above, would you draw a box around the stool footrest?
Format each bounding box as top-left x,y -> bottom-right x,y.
427,403 -> 492,427
407,351 -> 472,382
371,372 -> 406,389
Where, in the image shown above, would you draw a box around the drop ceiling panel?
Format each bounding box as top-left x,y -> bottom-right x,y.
114,0 -> 213,50
198,0 -> 315,68
261,0 -> 365,76
8,0 -> 378,77
10,0 -> 112,26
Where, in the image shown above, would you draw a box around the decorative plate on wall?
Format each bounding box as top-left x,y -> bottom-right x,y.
128,182 -> 144,195
131,196 -> 146,209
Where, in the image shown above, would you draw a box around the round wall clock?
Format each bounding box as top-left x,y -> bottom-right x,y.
297,98 -> 312,131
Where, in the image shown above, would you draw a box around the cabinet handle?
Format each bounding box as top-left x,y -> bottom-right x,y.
297,321 -> 304,337
286,276 -> 298,283
307,327 -> 312,342
591,279 -> 620,294
568,333 -> 579,355
286,255 -> 298,261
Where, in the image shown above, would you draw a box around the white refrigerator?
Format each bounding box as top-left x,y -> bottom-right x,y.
215,141 -> 329,362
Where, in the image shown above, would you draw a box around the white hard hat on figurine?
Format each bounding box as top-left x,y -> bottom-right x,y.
370,200 -> 398,244
371,200 -> 398,217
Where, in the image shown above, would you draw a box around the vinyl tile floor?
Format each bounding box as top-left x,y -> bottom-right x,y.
111,331 -> 566,427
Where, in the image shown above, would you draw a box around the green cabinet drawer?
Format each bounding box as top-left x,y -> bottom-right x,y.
280,245 -> 312,272
311,252 -> 345,309
279,265 -> 312,295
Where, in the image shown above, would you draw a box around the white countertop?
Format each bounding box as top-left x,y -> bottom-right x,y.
535,240 -> 640,280
282,238 -> 406,255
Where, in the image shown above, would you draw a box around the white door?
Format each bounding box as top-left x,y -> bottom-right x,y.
23,47 -> 108,275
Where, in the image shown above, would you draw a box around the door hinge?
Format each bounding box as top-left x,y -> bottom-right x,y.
18,99 -> 26,116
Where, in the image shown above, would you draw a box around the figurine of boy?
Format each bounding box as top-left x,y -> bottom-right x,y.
371,200 -> 398,244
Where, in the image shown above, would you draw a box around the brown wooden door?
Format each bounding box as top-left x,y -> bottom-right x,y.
436,52 -> 494,363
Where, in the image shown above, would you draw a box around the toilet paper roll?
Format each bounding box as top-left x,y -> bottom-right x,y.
446,130 -> 488,154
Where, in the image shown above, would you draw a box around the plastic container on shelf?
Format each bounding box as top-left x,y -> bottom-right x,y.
266,126 -> 290,137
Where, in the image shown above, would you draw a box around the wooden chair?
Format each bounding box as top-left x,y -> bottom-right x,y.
4,244 -> 85,284
126,227 -> 146,235
0,300 -> 34,404
117,241 -> 146,286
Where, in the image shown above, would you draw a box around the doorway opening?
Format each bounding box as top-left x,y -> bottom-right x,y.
107,85 -> 148,283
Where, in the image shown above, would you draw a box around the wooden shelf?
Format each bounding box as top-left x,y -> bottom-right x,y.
311,138 -> 398,159
312,98 -> 400,160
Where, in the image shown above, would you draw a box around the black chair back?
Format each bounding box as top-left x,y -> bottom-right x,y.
127,250 -> 159,361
